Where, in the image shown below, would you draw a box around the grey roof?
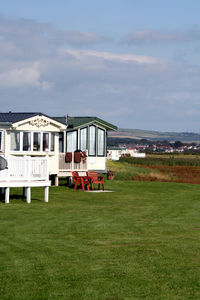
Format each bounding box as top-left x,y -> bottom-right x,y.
0,112 -> 45,124
0,112 -> 117,131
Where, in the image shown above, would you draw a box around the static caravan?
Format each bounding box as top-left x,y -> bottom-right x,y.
53,116 -> 117,178
0,112 -> 66,180
107,147 -> 122,161
0,112 -> 117,185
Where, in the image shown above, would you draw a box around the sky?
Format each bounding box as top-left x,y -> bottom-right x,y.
0,0 -> 200,132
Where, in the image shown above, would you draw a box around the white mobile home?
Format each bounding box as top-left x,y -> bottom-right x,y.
0,112 -> 66,177
53,116 -> 117,177
0,113 -> 117,184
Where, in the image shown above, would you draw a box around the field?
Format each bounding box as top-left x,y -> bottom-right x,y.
0,168 -> 200,299
109,155 -> 200,184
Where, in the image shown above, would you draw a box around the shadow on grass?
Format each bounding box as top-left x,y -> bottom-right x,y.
0,193 -> 44,203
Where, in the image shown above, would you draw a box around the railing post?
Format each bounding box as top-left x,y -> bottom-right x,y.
26,187 -> 31,203
46,155 -> 49,180
72,152 -> 74,171
5,187 -> 10,204
44,186 -> 49,202
28,156 -> 31,182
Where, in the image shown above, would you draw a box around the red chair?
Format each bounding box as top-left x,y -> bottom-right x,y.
72,171 -> 90,191
87,171 -> 104,191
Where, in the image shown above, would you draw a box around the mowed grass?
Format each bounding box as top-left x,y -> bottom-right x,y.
0,180 -> 200,299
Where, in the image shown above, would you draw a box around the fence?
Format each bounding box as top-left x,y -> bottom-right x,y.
59,151 -> 88,173
0,155 -> 49,182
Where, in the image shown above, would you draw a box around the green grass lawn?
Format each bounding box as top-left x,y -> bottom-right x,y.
0,180 -> 200,299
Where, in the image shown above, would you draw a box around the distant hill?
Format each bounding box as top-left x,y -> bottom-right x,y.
108,128 -> 200,143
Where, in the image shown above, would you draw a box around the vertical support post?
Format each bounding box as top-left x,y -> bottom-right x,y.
55,175 -> 59,186
5,187 -> 10,204
44,186 -> 49,202
26,187 -> 31,203
22,187 -> 26,198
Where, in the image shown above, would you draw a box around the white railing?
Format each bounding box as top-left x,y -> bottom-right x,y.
0,155 -> 49,182
59,151 -> 88,172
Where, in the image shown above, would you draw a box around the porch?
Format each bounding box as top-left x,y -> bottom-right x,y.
58,152 -> 88,177
0,155 -> 50,203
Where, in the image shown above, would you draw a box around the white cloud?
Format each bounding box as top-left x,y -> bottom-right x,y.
121,28 -> 200,45
60,49 -> 163,64
0,15 -> 200,130
0,67 -> 51,90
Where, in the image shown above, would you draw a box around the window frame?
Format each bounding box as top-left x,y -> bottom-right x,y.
59,132 -> 64,153
80,127 -> 88,152
66,130 -> 78,153
50,133 -> 55,152
10,131 -> 20,151
10,131 -> 56,153
97,127 -> 105,157
88,125 -> 96,156
22,131 -> 31,151
33,132 -> 41,152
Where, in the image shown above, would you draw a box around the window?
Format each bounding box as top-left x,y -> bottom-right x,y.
50,133 -> 55,152
66,131 -> 77,152
89,126 -> 96,156
97,128 -> 105,156
80,127 -> 87,151
33,132 -> 41,151
10,132 -> 20,151
0,131 -> 3,151
10,131 -> 56,152
23,132 -> 31,151
43,133 -> 49,151
59,132 -> 64,152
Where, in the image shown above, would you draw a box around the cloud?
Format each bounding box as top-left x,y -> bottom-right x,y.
0,15 -> 110,54
121,28 -> 200,45
0,15 -> 200,131
59,49 -> 164,64
0,66 -> 52,89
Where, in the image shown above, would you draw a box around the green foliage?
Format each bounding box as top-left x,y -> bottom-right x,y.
107,160 -> 150,180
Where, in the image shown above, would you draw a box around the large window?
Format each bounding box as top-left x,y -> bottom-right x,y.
51,133 -> 55,152
0,131 -> 3,152
89,126 -> 96,156
97,128 -> 105,156
66,131 -> 77,152
10,131 -> 55,152
10,132 -> 20,151
43,133 -> 49,151
23,132 -> 31,151
33,132 -> 41,151
80,127 -> 87,151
